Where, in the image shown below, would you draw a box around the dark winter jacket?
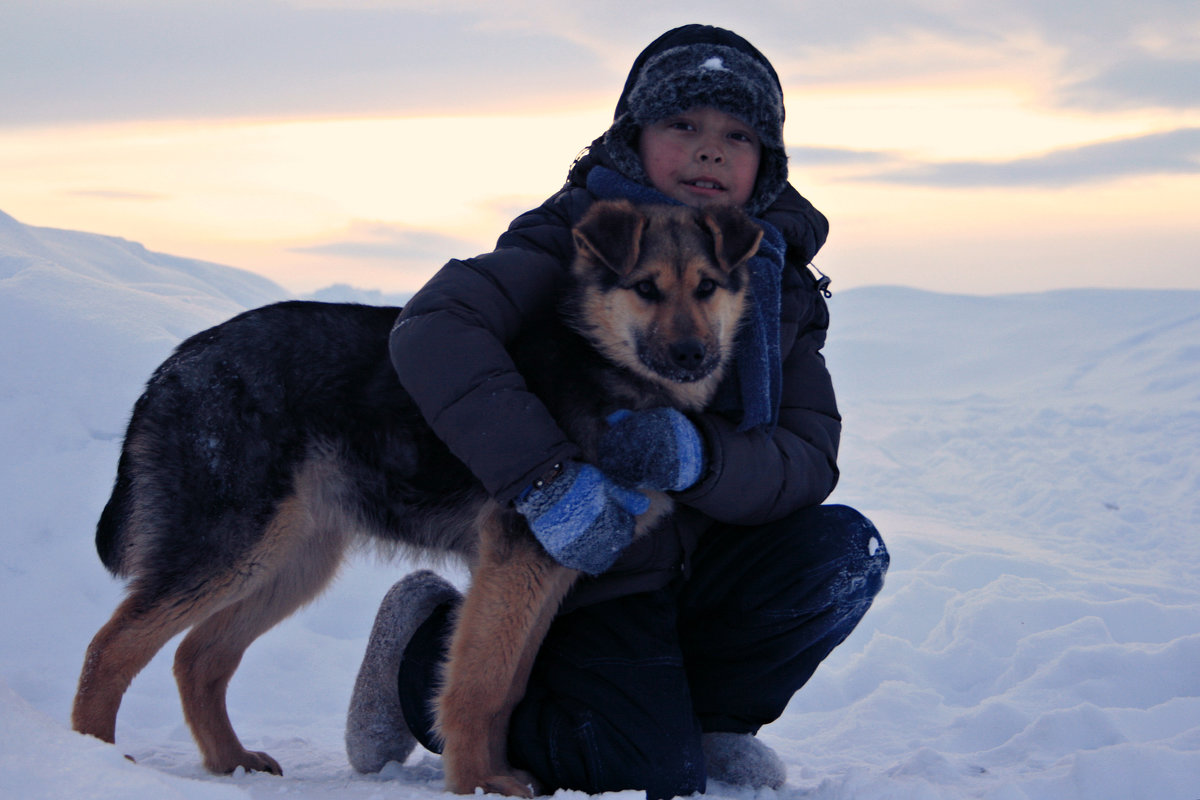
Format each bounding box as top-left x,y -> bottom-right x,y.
390,27 -> 840,607
390,144 -> 838,607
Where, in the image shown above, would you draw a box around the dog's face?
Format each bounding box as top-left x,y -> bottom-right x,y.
569,199 -> 763,410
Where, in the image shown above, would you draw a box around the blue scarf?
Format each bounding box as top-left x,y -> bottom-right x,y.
586,166 -> 784,431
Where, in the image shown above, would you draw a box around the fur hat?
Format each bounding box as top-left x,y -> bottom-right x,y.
604,28 -> 788,216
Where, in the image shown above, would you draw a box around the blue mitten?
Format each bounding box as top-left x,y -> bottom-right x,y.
514,460 -> 650,575
597,408 -> 706,492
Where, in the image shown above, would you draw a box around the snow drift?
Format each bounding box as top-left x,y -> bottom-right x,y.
1,211 -> 1198,800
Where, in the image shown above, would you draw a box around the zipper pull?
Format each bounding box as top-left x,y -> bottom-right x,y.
808,262 -> 832,298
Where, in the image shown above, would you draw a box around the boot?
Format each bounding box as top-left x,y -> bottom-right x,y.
702,731 -> 787,789
345,570 -> 460,773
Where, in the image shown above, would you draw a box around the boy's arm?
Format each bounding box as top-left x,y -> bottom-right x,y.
761,182 -> 829,265
674,187 -> 840,525
675,285 -> 840,526
389,190 -> 592,504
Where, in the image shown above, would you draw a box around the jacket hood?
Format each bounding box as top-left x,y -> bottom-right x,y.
612,25 -> 784,121
600,24 -> 789,217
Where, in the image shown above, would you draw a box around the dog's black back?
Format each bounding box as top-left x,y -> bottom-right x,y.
95,296 -> 690,594
96,303 -> 477,586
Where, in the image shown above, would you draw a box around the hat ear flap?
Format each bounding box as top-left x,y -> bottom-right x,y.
572,199 -> 646,277
745,145 -> 788,217
701,206 -> 763,272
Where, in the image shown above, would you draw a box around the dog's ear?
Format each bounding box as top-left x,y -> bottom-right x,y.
701,206 -> 764,273
572,199 -> 646,277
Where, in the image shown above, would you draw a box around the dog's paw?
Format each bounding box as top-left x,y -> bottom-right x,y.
243,750 -> 283,776
481,769 -> 541,798
207,748 -> 283,776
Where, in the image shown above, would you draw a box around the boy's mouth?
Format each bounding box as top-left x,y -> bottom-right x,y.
684,178 -> 726,192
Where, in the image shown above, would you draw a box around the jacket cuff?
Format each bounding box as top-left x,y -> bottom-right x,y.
671,412 -> 723,506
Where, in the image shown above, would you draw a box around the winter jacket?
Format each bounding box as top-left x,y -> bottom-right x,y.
389,138 -> 840,607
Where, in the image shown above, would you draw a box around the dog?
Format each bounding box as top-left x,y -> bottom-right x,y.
71,199 -> 763,796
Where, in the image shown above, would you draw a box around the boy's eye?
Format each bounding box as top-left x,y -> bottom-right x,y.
633,280 -> 661,301
695,278 -> 718,299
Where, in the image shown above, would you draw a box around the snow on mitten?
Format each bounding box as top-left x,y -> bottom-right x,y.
597,408 -> 706,492
514,460 -> 650,575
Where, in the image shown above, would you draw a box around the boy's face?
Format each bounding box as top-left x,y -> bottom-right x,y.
638,107 -> 762,209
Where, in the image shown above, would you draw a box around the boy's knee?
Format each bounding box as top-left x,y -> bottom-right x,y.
808,505 -> 889,602
782,504 -> 889,579
737,504 -> 889,624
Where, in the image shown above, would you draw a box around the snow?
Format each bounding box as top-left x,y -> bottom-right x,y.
2,210 -> 1199,800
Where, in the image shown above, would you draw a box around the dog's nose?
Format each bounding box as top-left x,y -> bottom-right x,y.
669,339 -> 707,371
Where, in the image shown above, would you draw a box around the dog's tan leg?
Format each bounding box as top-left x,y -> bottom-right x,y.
436,506 -> 578,797
72,593 -> 197,744
173,598 -> 285,775
173,490 -> 351,775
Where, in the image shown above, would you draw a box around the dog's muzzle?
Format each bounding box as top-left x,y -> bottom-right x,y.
638,337 -> 720,383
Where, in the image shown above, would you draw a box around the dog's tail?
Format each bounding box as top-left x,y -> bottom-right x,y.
95,453 -> 134,576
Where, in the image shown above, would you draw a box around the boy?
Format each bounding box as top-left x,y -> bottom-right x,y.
345,24 -> 888,797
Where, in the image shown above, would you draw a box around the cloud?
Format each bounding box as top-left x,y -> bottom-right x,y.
857,127 -> 1200,188
788,146 -> 892,167
1014,2 -> 1200,111
0,2 -> 609,125
1060,56 -> 1200,110
64,189 -> 167,201
2,1 -> 1196,128
766,1 -> 1200,113
291,223 -> 476,261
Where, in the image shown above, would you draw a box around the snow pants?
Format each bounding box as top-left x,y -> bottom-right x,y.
402,504 -> 888,799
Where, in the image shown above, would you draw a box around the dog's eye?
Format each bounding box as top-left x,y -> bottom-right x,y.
695,278 -> 718,299
633,280 -> 661,301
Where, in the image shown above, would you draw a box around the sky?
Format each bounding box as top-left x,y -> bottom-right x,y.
2,0 -> 1199,296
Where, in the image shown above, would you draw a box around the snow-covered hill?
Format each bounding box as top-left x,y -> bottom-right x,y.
1,211 -> 1197,800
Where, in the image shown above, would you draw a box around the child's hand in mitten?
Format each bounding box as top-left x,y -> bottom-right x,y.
514,460 -> 650,575
597,408 -> 706,492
